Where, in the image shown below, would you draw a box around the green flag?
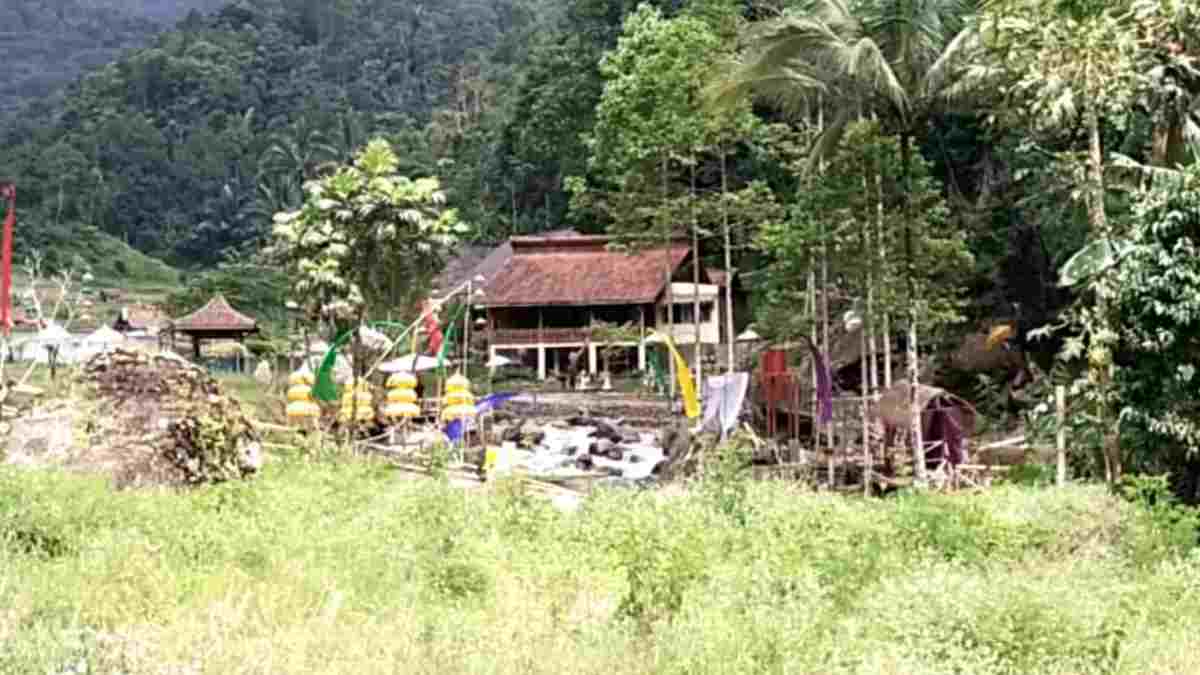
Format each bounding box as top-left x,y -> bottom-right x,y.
435,302 -> 469,372
313,329 -> 354,403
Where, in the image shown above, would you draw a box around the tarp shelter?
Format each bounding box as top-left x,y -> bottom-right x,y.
78,325 -> 125,360
878,383 -> 976,468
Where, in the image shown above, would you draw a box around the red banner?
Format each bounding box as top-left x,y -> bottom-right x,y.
422,299 -> 444,355
0,185 -> 13,336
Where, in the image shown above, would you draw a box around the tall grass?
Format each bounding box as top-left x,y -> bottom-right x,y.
1,458 -> 1198,674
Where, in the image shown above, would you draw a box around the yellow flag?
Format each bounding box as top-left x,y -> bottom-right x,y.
654,331 -> 701,419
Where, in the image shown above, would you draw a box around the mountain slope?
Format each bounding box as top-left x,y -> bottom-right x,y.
0,0 -> 562,267
0,0 -> 226,113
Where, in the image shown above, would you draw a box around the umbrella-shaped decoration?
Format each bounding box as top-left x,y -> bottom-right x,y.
286,367 -> 321,422
384,371 -> 420,420
338,379 -> 375,423
378,353 -> 441,373
441,372 -> 476,421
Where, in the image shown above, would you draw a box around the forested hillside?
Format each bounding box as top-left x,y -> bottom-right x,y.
0,0 -> 227,111
6,0 -> 1200,491
0,0 -> 571,265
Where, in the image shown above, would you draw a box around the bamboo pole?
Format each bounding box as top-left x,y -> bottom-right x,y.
873,117 -> 893,390
721,150 -> 735,374
663,155 -> 676,401
809,266 -> 818,447
1056,385 -> 1066,487
822,225 -> 833,487
690,159 -> 703,402
861,206 -> 872,497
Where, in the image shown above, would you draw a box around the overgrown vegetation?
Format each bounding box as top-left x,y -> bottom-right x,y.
1,461 -> 1199,674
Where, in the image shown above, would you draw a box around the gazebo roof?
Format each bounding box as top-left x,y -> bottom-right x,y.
171,295 -> 258,333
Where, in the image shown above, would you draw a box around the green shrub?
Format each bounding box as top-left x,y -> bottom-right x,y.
1,462 -> 1199,674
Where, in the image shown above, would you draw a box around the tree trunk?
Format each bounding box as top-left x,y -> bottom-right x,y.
861,184 -> 873,496
663,155 -> 676,400
861,321 -> 871,496
810,265 -> 819,449
900,133 -> 925,485
864,163 -> 879,395
822,227 -> 833,485
1150,111 -> 1188,170
875,142 -> 893,389
691,159 -> 702,396
722,150 -> 735,374
1085,106 -> 1121,485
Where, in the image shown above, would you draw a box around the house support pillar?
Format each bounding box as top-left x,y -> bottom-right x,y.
588,343 -> 597,375
537,345 -> 546,381
638,307 -> 647,371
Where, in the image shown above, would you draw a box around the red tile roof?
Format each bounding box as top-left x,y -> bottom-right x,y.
433,229 -> 581,294
171,295 -> 257,332
483,236 -> 690,307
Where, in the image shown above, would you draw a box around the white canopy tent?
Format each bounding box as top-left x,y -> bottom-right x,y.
16,323 -> 78,364
78,325 -> 126,360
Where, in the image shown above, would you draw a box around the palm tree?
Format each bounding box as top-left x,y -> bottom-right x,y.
713,0 -> 981,485
258,118 -> 341,185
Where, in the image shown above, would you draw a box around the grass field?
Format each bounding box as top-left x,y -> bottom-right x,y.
2,455 -> 1199,675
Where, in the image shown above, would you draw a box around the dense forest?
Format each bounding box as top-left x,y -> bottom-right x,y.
0,0 -> 227,112
0,0 -> 583,265
5,0 -> 1200,493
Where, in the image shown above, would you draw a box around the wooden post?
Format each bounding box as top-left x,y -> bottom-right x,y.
637,308 -> 647,372
1056,385 -> 1066,487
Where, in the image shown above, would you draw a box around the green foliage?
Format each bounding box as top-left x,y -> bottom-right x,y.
981,0 -> 1141,134
1,462 -> 1200,673
575,3 -> 763,247
164,409 -> 256,486
1004,463 -> 1058,487
1,0 -> 564,264
0,0 -> 226,115
755,120 -> 972,341
164,259 -> 289,333
270,139 -> 465,320
699,433 -> 755,523
1106,166 -> 1200,495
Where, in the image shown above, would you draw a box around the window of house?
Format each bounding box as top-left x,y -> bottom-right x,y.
669,302 -> 713,323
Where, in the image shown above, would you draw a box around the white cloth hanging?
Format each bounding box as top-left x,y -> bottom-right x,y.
697,372 -> 750,439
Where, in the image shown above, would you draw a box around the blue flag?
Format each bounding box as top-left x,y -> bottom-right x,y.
444,392 -> 518,443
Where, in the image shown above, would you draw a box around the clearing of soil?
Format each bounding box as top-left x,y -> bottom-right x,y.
4,348 -> 261,488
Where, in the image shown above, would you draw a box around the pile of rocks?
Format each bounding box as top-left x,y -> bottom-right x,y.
81,348 -> 262,487
489,414 -> 667,483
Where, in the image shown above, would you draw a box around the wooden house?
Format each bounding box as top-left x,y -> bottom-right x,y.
478,234 -> 734,380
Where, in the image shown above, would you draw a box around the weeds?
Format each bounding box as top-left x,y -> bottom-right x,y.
0,460 -> 1198,674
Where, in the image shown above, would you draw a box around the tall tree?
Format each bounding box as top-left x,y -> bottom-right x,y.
269,139 -> 466,325
981,0 -> 1142,482
575,5 -> 723,391
716,0 -> 980,483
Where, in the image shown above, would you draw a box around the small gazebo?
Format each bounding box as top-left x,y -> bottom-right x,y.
169,294 -> 259,360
